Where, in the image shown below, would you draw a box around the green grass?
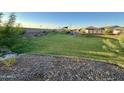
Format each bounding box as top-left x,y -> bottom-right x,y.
25,32 -> 124,67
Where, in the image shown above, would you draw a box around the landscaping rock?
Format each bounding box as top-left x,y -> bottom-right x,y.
23,28 -> 48,38
0,54 -> 124,81
3,52 -> 17,59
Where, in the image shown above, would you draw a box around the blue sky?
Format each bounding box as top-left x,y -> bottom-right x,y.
3,12 -> 124,28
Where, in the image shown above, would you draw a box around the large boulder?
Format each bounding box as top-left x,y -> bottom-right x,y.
0,51 -> 17,65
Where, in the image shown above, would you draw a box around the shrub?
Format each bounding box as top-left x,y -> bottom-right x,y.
104,28 -> 113,35
79,28 -> 85,34
3,57 -> 16,67
118,32 -> 124,43
0,13 -> 30,54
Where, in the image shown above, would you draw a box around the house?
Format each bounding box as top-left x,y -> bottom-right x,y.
112,27 -> 123,35
85,26 -> 105,34
105,26 -> 124,35
85,26 -> 97,34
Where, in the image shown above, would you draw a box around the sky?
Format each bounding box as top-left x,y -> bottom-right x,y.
3,12 -> 124,29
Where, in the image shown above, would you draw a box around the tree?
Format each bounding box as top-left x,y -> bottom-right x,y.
63,26 -> 71,33
0,13 -> 3,27
0,13 -> 29,53
0,13 -> 3,22
7,13 -> 16,26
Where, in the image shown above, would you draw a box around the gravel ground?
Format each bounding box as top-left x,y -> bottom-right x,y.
0,54 -> 124,81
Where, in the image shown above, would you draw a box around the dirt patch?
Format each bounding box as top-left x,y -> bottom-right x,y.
0,54 -> 124,81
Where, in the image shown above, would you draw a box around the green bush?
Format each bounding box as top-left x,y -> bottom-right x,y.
0,13 -> 30,54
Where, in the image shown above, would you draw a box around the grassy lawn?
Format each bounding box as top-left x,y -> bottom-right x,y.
26,32 -> 124,67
